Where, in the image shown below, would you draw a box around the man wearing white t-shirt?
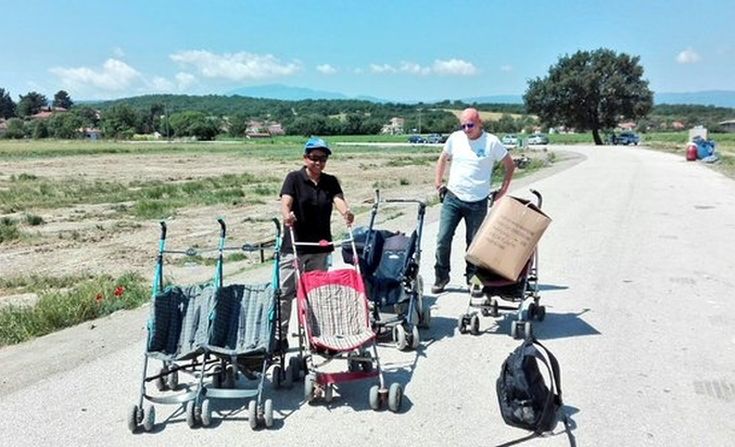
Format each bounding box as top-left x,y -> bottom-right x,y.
431,108 -> 515,294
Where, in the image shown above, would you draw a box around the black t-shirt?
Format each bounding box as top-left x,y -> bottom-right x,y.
280,167 -> 343,254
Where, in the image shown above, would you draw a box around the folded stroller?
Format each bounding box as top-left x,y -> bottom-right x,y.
291,227 -> 404,412
458,190 -> 546,340
343,189 -> 430,350
127,221 -> 215,433
192,218 -> 285,430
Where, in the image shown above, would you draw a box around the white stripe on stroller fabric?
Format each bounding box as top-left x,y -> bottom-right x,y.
206,283 -> 274,355
146,283 -> 215,361
306,282 -> 373,351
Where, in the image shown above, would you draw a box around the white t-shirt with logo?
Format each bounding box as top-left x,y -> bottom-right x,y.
443,130 -> 508,202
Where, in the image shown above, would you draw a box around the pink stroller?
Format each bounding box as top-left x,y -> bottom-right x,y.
289,228 -> 403,412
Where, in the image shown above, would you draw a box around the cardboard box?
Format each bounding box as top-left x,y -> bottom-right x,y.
465,195 -> 551,281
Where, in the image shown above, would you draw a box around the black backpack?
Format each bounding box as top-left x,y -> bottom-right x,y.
496,338 -> 564,435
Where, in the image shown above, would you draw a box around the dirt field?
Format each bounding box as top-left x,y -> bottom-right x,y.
0,140 -> 553,305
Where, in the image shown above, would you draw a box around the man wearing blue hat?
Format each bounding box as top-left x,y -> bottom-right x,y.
277,137 -> 354,350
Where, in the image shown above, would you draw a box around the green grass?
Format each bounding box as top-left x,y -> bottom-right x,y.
0,172 -> 281,218
0,217 -> 21,243
0,272 -> 150,346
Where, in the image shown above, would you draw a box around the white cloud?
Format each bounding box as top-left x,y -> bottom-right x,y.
432,58 -> 478,76
112,47 -> 125,58
316,64 -> 337,75
676,48 -> 701,64
370,63 -> 397,74
500,64 -> 513,72
50,58 -> 140,91
170,50 -> 300,80
369,58 -> 477,76
175,72 -> 197,89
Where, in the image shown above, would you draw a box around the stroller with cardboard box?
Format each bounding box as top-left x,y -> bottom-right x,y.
291,227 -> 404,412
127,221 -> 216,433
458,190 -> 548,340
342,189 -> 430,351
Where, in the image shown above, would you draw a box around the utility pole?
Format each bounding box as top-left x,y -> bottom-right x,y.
418,109 -> 422,134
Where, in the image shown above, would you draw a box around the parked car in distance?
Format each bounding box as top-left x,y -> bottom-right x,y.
426,133 -> 447,144
611,132 -> 640,145
527,133 -> 549,145
408,134 -> 427,144
501,134 -> 518,146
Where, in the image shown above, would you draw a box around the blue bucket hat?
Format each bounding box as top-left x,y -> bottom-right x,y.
304,137 -> 332,155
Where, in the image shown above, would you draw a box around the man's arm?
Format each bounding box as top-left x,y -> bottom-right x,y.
333,193 -> 354,225
435,151 -> 450,191
495,153 -> 515,199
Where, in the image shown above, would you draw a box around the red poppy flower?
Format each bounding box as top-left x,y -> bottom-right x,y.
113,286 -> 125,297
95,293 -> 104,303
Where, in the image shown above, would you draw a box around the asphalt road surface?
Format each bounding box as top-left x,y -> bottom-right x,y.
1,145 -> 734,446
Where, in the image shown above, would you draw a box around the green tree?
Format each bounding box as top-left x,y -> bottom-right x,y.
101,104 -> 140,139
16,91 -> 49,117
4,118 -> 26,139
0,88 -> 16,119
52,90 -> 73,109
48,113 -> 83,139
524,48 -> 653,145
31,120 -> 49,139
168,111 -> 220,140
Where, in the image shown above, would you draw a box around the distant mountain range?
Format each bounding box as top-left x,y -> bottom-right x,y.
227,84 -> 735,108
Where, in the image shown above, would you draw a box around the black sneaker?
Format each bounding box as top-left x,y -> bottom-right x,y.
431,278 -> 449,294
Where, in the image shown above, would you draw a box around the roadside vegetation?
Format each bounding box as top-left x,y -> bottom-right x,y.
0,272 -> 149,346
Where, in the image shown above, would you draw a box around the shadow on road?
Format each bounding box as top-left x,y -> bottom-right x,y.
535,308 -> 600,340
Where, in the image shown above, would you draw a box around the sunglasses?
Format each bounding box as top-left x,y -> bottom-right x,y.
460,123 -> 476,130
306,154 -> 328,163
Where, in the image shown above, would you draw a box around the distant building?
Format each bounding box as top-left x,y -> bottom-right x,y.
617,121 -> 636,131
718,119 -> 735,133
245,119 -> 284,137
381,117 -> 405,135
30,106 -> 67,120
83,128 -> 102,140
671,121 -> 685,130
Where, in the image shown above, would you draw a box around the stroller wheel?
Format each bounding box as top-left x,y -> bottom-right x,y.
470,314 -> 480,335
418,305 -> 431,329
211,365 -> 222,388
368,385 -> 381,411
324,384 -> 334,403
523,322 -> 534,340
200,399 -> 212,427
155,366 -> 168,391
126,404 -> 140,433
510,320 -> 520,339
457,314 -> 468,334
142,405 -> 155,432
388,383 -> 403,412
167,369 -> 179,391
492,300 -> 499,317
283,363 -> 294,389
263,399 -> 274,428
248,400 -> 258,430
289,356 -> 304,381
224,364 -> 236,388
272,365 -> 283,389
536,305 -> 546,322
185,400 -> 197,428
393,325 -> 408,351
410,325 -> 420,349
304,375 -> 316,403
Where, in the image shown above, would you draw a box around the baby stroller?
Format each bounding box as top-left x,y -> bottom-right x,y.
193,218 -> 285,430
127,221 -> 216,433
343,189 -> 430,351
458,189 -> 546,340
291,227 -> 404,412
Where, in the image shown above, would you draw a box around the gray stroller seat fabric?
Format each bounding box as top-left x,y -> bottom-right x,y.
206,283 -> 275,356
146,283 -> 214,361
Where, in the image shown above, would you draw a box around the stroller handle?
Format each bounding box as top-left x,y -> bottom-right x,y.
159,221 -> 167,240
217,218 -> 226,238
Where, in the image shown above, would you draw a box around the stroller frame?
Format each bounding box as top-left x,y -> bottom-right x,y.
362,189 -> 430,351
458,189 -> 547,340
191,217 -> 285,430
289,226 -> 404,412
128,221 -> 216,433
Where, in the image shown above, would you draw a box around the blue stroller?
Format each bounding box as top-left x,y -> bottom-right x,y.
343,190 -> 430,351
193,218 -> 285,430
458,190 -> 546,340
127,221 -> 216,433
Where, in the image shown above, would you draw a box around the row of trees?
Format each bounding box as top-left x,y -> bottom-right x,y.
0,89 -> 73,119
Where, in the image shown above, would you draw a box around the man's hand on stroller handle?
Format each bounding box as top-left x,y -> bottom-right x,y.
283,211 -> 297,227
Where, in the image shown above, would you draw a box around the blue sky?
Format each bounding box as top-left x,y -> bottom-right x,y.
2,0 -> 734,101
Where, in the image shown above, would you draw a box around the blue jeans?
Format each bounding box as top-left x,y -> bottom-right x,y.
434,190 -> 488,284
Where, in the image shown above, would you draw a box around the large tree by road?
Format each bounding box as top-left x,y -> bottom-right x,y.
0,88 -> 16,119
16,91 -> 49,117
524,48 -> 653,145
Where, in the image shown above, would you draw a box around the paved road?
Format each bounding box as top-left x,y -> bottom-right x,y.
2,145 -> 734,446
